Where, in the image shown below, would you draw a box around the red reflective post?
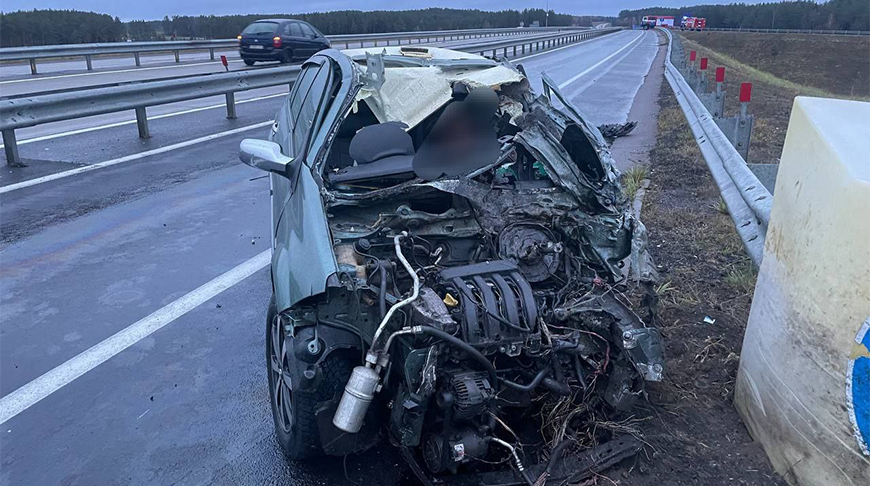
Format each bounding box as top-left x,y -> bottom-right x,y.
739,83 -> 752,102
700,57 -> 708,70
220,55 -> 229,72
689,50 -> 697,61
715,67 -> 725,82
739,82 -> 752,118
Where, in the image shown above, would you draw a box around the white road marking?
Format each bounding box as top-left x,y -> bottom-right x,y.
559,33 -> 648,99
512,30 -> 630,62
0,120 -> 273,195
0,57 -> 242,85
0,91 -> 286,149
558,32 -> 646,89
0,250 -> 271,426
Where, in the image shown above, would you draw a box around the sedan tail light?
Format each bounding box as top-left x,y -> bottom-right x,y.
273,36 -> 282,48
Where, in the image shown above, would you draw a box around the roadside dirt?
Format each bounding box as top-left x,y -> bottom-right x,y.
681,32 -> 870,98
620,79 -> 786,486
676,31 -> 869,165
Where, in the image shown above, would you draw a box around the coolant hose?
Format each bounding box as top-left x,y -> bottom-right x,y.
501,368 -> 548,393
418,327 -> 499,393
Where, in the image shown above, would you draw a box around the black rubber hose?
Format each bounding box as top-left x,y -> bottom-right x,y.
501,368 -> 549,393
517,466 -> 535,486
374,261 -> 390,320
418,327 -> 499,392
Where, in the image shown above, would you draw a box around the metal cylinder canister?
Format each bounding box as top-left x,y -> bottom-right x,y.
333,365 -> 380,433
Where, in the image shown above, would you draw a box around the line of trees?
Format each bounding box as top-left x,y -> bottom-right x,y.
154,8 -> 576,41
0,8 -> 579,46
0,9 -> 125,47
618,0 -> 870,32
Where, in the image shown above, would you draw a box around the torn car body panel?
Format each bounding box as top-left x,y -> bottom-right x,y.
246,46 -> 664,485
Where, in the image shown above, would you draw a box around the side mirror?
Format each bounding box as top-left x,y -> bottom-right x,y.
239,139 -> 294,175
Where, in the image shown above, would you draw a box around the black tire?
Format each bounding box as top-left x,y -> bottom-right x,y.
281,49 -> 293,64
266,296 -> 354,460
244,59 -> 255,66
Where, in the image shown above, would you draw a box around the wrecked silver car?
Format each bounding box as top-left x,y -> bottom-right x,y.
239,46 -> 663,485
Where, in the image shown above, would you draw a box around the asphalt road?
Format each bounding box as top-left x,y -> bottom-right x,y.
0,29 -> 660,486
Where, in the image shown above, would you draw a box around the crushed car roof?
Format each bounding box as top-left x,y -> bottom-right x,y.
346,46 -> 524,129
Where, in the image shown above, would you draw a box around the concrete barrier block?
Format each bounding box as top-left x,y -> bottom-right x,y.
735,97 -> 870,485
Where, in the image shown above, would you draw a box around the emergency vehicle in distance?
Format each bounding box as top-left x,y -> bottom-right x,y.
680,16 -> 707,30
641,15 -> 675,29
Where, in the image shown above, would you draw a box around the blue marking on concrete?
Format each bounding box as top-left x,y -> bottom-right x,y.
848,317 -> 870,456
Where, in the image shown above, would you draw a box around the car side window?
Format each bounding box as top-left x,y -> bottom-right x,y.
299,24 -> 315,37
286,62 -> 331,158
289,23 -> 304,37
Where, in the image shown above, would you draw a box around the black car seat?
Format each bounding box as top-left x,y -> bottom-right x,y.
330,122 -> 415,183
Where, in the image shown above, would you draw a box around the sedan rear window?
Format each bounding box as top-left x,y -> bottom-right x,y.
242,22 -> 278,34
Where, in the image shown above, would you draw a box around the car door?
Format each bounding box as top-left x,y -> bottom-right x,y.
285,22 -> 306,59
298,23 -> 322,58
268,53 -> 356,311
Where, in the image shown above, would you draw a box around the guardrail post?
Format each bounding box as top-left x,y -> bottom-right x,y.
134,52 -> 141,66
714,67 -> 726,117
688,50 -> 698,86
513,45 -> 517,56
698,57 -> 709,92
30,58 -> 38,75
174,50 -> 180,63
2,130 -> 24,167
716,83 -> 754,161
85,55 -> 93,71
522,44 -> 526,54
225,93 -> 237,119
209,48 -> 215,61
503,47 -> 507,57
734,84 -> 754,160
135,107 -> 150,139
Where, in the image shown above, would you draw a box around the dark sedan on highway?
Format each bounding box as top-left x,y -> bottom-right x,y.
238,19 -> 331,65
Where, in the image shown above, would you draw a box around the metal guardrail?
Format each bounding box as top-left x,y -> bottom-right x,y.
0,26 -> 586,74
698,27 -> 870,36
0,28 -> 621,167
0,31 -> 583,101
661,28 -> 771,266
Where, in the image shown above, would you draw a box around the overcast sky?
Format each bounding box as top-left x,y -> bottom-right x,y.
0,1 -> 781,21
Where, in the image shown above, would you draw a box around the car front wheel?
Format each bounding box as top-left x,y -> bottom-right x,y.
244,59 -> 255,66
265,295 -> 353,460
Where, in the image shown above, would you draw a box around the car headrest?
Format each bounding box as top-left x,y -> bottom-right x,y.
349,122 -> 413,165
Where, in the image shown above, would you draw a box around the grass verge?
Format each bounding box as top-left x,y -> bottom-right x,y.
622,165 -> 649,201
624,72 -> 785,486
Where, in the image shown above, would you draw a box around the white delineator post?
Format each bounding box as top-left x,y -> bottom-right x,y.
734,97 -> 870,486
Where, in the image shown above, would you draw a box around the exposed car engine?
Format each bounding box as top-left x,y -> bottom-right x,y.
266,47 -> 664,485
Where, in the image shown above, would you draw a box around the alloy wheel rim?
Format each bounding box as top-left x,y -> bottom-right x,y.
270,317 -> 293,433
